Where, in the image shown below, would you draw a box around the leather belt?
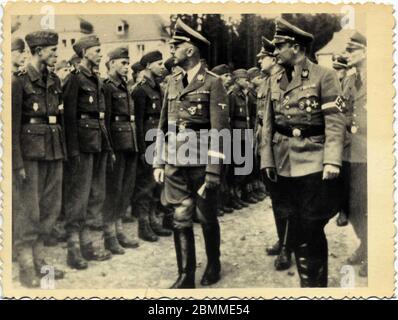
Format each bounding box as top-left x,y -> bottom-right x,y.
144,114 -> 160,121
171,122 -> 211,132
80,112 -> 105,120
25,116 -> 58,124
275,125 -> 325,138
113,115 -> 135,122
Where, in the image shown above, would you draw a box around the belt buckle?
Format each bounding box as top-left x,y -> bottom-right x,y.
130,115 -> 135,122
292,128 -> 301,137
48,116 -> 57,124
99,112 -> 105,120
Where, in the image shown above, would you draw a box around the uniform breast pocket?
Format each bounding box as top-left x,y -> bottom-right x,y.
79,85 -> 96,108
24,86 -> 45,113
112,92 -> 128,112
187,93 -> 209,117
110,122 -> 133,151
20,124 -> 47,160
77,119 -> 101,153
270,91 -> 280,111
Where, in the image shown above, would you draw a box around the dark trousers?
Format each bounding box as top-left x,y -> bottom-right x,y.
103,152 -> 138,223
64,152 -> 108,233
13,160 -> 63,249
132,160 -> 157,219
342,161 -> 368,257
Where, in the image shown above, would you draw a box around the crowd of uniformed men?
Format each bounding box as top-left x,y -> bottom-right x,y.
11,17 -> 367,289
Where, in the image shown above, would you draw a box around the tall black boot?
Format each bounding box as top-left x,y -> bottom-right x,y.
295,243 -> 328,287
274,220 -> 292,271
266,218 -> 285,255
200,223 -> 221,286
170,227 -> 196,289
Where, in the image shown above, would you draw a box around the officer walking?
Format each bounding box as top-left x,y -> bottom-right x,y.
342,32 -> 368,277
63,35 -> 113,270
153,19 -> 230,288
257,36 -> 292,270
13,31 -> 66,287
260,18 -> 346,287
132,50 -> 172,242
102,46 -> 141,254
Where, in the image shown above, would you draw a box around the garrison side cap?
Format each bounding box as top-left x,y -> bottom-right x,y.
273,17 -> 314,47
211,64 -> 231,76
170,18 -> 210,48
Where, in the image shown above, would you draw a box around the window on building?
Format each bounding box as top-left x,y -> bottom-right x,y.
71,39 -> 75,45
137,44 -> 145,56
62,39 -> 67,47
116,21 -> 129,35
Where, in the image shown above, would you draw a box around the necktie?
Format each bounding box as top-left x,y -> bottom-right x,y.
182,73 -> 188,88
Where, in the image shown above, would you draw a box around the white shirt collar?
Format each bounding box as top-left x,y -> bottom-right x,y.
186,62 -> 202,83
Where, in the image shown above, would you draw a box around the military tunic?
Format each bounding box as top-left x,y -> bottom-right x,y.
102,74 -> 139,224
63,64 -> 112,233
12,64 -> 66,247
131,75 -> 163,219
260,57 -> 345,221
154,64 -> 230,228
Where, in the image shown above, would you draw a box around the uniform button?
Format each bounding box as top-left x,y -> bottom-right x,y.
287,115 -> 292,119
279,165 -> 283,169
52,129 -> 56,132
180,108 -> 183,111
353,114 -> 357,117
86,124 -> 89,127
306,107 -> 312,113
285,105 -> 290,109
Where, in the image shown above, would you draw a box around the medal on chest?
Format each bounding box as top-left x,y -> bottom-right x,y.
33,102 -> 39,112
188,106 -> 197,115
89,96 -> 94,104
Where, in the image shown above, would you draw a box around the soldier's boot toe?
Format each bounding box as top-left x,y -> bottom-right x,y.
266,241 -> 281,256
200,263 -> 221,286
217,209 -> 224,217
274,247 -> 292,271
42,234 -> 58,247
117,233 -> 140,249
236,198 -> 250,208
34,259 -> 65,279
81,242 -> 112,261
229,199 -> 242,210
346,246 -> 364,265
151,221 -> 172,237
138,220 -> 159,242
336,211 -> 349,227
67,246 -> 88,270
104,236 -> 125,255
19,266 -> 40,288
170,272 -> 196,289
222,205 -> 234,214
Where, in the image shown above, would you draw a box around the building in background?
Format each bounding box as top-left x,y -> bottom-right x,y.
12,14 -> 171,76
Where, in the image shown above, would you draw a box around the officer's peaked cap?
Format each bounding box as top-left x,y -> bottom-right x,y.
273,18 -> 314,47
170,18 -> 210,48
257,36 -> 275,58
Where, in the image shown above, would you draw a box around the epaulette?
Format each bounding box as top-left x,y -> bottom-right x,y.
227,88 -> 234,95
104,77 -> 111,84
206,70 -> 220,78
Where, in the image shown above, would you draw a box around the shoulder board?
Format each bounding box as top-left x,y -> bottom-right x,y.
206,70 -> 219,78
227,88 -> 234,95
16,69 -> 26,76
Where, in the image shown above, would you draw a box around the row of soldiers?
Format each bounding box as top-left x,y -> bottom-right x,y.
11,16 -> 367,289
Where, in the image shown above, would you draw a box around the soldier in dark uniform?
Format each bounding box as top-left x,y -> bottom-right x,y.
132,50 -> 172,242
210,64 -> 234,214
63,35 -> 113,270
257,36 -> 292,270
153,19 -> 230,288
13,31 -> 66,287
260,18 -> 346,287
332,54 -> 354,227
102,46 -> 140,254
342,32 -> 368,277
229,69 -> 258,207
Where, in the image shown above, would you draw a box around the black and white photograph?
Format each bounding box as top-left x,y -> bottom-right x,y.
1,1 -> 395,298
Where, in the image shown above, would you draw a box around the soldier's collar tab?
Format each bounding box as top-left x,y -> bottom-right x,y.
77,64 -> 94,78
26,63 -> 42,82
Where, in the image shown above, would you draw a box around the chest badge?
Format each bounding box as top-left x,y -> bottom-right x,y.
197,74 -> 204,82
188,106 -> 197,115
282,96 -> 290,107
33,102 -> 39,112
89,96 -> 94,104
299,101 -> 305,110
152,102 -> 157,109
301,69 -> 309,79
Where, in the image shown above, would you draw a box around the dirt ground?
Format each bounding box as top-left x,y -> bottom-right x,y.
12,197 -> 367,290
